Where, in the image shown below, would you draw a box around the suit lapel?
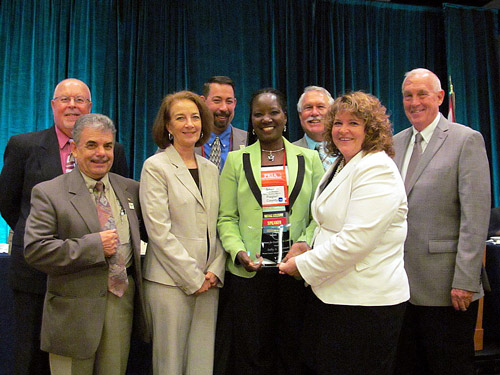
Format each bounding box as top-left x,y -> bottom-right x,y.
394,128 -> 412,171
405,115 -> 449,194
232,127 -> 247,151
39,127 -> 64,180
197,156 -> 215,212
166,146 -> 206,209
284,139 -> 298,193
67,169 -> 101,233
313,152 -> 362,210
248,142 -> 263,188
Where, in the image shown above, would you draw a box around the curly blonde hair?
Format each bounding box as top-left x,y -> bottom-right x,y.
323,91 -> 394,158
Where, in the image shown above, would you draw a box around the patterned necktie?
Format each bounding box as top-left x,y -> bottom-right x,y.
65,140 -> 75,173
209,136 -> 221,170
315,143 -> 333,171
404,132 -> 423,192
94,181 -> 128,297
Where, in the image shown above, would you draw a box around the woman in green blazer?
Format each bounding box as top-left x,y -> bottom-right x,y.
217,88 -> 324,375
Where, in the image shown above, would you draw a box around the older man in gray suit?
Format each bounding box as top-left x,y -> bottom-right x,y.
24,114 -> 146,375
293,86 -> 335,170
393,68 -> 490,375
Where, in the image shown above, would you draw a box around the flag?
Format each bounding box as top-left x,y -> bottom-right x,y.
448,75 -> 456,123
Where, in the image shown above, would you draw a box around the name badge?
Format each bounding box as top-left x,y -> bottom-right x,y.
262,186 -> 287,206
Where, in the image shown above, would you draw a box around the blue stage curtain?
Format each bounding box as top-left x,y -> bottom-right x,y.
0,0 -> 499,242
444,4 -> 500,206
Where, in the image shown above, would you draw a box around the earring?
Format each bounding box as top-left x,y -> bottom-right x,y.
284,125 -> 287,132
168,132 -> 173,141
200,131 -> 204,138
252,129 -> 256,135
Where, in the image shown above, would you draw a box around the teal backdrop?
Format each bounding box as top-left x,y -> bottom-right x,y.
0,0 -> 499,243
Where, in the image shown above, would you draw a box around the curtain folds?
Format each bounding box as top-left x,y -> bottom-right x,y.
0,0 -> 498,242
444,4 -> 500,206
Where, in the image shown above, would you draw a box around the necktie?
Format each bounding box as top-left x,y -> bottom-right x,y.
65,140 -> 75,173
315,143 -> 333,171
209,137 -> 221,170
404,133 -> 423,192
94,181 -> 128,297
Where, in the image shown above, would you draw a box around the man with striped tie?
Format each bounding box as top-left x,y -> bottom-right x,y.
293,86 -> 336,171
0,79 -> 128,375
24,114 -> 146,375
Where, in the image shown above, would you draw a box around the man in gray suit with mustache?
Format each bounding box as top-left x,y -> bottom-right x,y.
24,114 -> 146,375
293,86 -> 336,170
392,68 -> 490,375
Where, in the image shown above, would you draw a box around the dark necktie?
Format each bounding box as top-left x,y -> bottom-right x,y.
404,133 -> 423,192
94,181 -> 128,297
209,137 -> 221,170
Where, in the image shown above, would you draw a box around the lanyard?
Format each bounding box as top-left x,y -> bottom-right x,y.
260,151 -> 289,207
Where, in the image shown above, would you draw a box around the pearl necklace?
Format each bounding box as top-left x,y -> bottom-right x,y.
261,147 -> 285,162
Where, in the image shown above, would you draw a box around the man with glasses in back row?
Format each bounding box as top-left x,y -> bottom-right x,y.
0,78 -> 128,375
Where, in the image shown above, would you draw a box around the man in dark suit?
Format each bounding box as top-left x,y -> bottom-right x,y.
393,68 -> 491,374
0,79 -> 128,375
24,113 -> 145,375
199,76 -> 247,173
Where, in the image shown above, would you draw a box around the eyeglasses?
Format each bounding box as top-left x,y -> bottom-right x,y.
53,96 -> 91,105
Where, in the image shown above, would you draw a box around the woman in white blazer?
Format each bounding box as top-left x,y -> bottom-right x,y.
280,91 -> 409,375
140,91 -> 226,375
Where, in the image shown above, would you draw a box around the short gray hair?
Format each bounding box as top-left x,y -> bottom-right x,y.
402,68 -> 442,93
297,86 -> 334,113
72,114 -> 116,145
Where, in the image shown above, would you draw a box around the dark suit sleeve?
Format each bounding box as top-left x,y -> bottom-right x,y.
0,136 -> 27,228
111,142 -> 129,178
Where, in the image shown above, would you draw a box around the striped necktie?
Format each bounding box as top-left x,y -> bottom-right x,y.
65,140 -> 75,173
315,142 -> 333,171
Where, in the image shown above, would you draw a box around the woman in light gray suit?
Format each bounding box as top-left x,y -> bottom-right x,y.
280,92 -> 409,375
140,91 -> 226,375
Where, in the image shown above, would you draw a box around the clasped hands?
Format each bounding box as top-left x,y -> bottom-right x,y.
100,229 -> 218,296
278,241 -> 310,277
235,241 -> 311,277
194,272 -> 219,295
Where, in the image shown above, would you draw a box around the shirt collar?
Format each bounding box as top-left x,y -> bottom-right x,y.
305,134 -> 323,149
412,113 -> 440,144
81,170 -> 111,193
54,125 -> 72,150
208,124 -> 233,148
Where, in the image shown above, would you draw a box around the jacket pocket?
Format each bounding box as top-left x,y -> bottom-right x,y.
428,240 -> 458,253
